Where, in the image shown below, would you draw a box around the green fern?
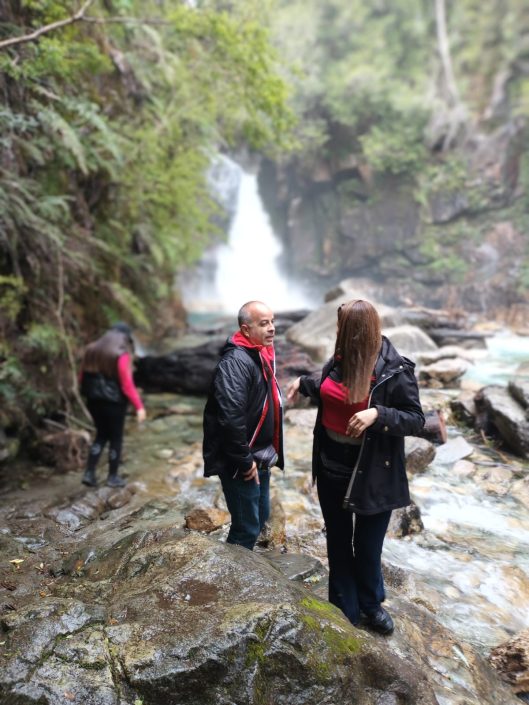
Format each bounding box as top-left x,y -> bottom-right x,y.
35,103 -> 88,174
22,323 -> 63,356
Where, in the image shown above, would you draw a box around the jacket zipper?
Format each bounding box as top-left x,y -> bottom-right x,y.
342,368 -> 401,509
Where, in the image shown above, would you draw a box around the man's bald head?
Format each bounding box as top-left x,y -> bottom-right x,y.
238,301 -> 275,347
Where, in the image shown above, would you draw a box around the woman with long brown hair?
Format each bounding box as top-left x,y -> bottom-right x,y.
80,322 -> 145,488
287,300 -> 424,634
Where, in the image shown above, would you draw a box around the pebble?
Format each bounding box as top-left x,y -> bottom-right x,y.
155,449 -> 174,460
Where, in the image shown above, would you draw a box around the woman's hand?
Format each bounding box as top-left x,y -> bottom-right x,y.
286,377 -> 301,405
136,408 -> 146,423
346,408 -> 378,438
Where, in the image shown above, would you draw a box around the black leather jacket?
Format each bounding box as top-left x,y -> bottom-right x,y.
203,338 -> 284,477
300,336 -> 424,514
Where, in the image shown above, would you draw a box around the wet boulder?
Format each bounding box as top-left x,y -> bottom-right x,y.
184,507 -> 230,532
474,385 -> 529,458
419,357 -> 470,387
134,337 -> 317,395
0,530 -> 438,705
405,436 -> 435,474
418,409 -> 448,444
489,628 -> 529,698
417,345 -> 477,365
135,338 -> 225,394
257,490 -> 287,548
34,428 -> 90,472
382,325 -> 438,360
427,329 -> 488,350
508,378 -> 529,411
387,594 -> 522,705
387,502 -> 424,538
450,390 -> 477,426
286,295 -> 401,362
435,436 -> 474,464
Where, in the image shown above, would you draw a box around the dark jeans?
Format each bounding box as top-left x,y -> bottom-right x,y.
317,441 -> 391,625
220,469 -> 271,550
86,400 -> 127,476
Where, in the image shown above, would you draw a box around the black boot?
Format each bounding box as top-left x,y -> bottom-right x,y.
106,473 -> 126,488
363,607 -> 394,635
82,468 -> 97,487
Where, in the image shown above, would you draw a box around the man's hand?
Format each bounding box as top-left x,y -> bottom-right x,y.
286,377 -> 301,405
137,408 -> 146,423
346,408 -> 378,438
243,461 -> 259,484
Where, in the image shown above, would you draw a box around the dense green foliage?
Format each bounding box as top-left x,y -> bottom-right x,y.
267,0 -> 529,288
0,0 -> 293,424
272,0 -> 529,174
1,0 -> 529,431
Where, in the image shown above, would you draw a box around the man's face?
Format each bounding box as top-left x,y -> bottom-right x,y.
241,304 -> 275,347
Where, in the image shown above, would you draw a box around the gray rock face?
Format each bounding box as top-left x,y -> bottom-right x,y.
0,530 -> 438,705
475,385 -> 529,458
405,436 -> 435,474
417,345 -> 478,365
450,390 -> 477,426
383,325 -> 438,360
435,436 -> 474,464
428,190 -> 469,223
419,357 -> 470,386
286,293 -> 400,362
489,627 -> 529,695
508,378 -> 529,411
387,502 -> 424,538
135,337 -> 317,394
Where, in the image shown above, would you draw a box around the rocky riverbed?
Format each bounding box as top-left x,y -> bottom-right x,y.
1,292 -> 529,705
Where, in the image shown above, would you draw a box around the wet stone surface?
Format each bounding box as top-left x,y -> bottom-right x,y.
0,388 -> 527,704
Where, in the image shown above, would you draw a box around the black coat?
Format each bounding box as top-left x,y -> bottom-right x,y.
300,336 -> 424,515
203,338 -> 284,477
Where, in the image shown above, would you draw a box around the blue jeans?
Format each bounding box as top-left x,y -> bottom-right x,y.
317,469 -> 391,625
220,469 -> 271,550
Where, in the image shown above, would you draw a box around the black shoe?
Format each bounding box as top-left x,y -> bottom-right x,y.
106,474 -> 126,488
82,469 -> 97,487
364,607 -> 394,635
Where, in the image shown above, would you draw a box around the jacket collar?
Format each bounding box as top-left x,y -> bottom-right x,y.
374,336 -> 414,380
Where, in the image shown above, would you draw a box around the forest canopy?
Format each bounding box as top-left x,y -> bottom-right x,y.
0,0 -> 293,423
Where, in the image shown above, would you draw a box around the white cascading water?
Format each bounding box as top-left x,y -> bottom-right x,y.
182,169 -> 314,314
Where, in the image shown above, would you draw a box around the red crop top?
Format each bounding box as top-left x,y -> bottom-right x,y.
321,376 -> 373,435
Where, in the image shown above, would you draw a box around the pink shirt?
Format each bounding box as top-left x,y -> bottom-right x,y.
117,353 -> 144,410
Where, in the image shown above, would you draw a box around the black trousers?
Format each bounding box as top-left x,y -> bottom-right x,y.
317,433 -> 391,625
86,400 -> 127,476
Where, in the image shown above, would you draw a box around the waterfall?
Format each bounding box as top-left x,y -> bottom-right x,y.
182,166 -> 315,315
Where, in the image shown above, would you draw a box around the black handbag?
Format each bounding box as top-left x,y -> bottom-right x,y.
252,444 -> 279,470
81,372 -> 126,404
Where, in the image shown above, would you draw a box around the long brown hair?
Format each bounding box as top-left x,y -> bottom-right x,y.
335,300 -> 381,402
82,329 -> 133,379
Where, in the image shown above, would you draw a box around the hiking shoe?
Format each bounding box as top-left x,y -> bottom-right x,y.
106,474 -> 126,488
81,470 -> 97,487
364,607 -> 394,635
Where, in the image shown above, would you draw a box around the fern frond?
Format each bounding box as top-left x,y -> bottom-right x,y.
34,103 -> 88,174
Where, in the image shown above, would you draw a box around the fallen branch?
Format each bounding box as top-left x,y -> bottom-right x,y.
0,0 -> 94,50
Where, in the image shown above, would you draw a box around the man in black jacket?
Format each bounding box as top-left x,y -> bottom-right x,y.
203,301 -> 284,550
